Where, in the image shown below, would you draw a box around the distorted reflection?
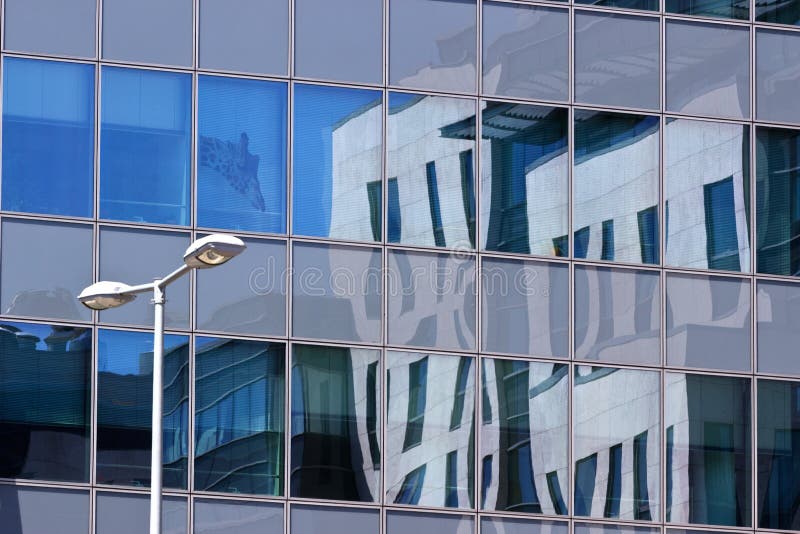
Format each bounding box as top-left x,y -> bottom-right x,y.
756,0 -> 800,25
666,0 -> 748,19
387,510 -> 474,534
386,351 -> 475,509
482,516 -> 569,534
575,523 -> 659,534
481,359 -> 568,514
290,344 -> 381,502
194,499 -> 284,534
756,280 -> 800,375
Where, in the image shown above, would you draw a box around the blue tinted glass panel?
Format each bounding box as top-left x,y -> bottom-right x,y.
198,75 -> 287,233
756,0 -> 800,24
666,0 -> 748,19
2,57 -> 94,217
100,67 -> 191,225
293,84 -> 382,241
96,329 -> 190,489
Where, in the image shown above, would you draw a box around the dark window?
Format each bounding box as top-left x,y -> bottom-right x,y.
481,455 -> 493,509
366,361 -> 381,468
460,150 -> 476,248
574,226 -> 590,258
704,422 -> 738,524
404,357 -> 428,450
450,358 -> 472,430
634,431 -> 652,520
426,162 -> 446,247
445,451 -> 459,507
547,472 -> 567,515
604,444 -> 623,518
575,454 -> 598,516
552,235 -> 569,257
481,360 -> 493,424
601,219 -> 615,261
367,180 -> 382,242
395,464 -> 426,505
666,425 -> 674,522
704,177 -> 741,271
637,206 -> 659,264
388,178 -> 401,242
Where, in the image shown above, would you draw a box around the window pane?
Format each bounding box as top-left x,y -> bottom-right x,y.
291,505 -> 379,534
665,373 -> 751,526
575,523 -> 659,534
4,0 -> 95,57
666,273 -> 751,371
666,0 -> 748,19
96,493 -> 186,534
99,227 -> 190,329
481,102 -> 568,256
574,110 -> 660,264
96,329 -> 190,489
575,265 -> 660,366
387,511 -> 474,534
100,67 -> 192,225
756,30 -> 800,125
757,379 -> 800,530
199,0 -> 288,75
390,0 -> 476,93
666,21 -> 750,119
102,0 -> 192,67
757,280 -> 800,375
388,93 -> 476,248
665,118 -> 750,271
290,344 -> 381,502
482,517 -> 568,534
292,242 -> 382,343
2,58 -> 94,217
574,367 -> 660,520
196,237 -> 286,337
0,218 -> 92,322
0,321 -> 91,482
481,359 -> 568,514
295,0 -> 382,84
388,249 -> 476,351
575,13 -> 659,109
756,0 -> 800,24
293,84 -> 382,241
0,486 -> 89,534
195,499 -> 283,534
198,75 -> 287,233
756,127 -> 800,276
482,258 -> 568,357
482,3 -> 568,102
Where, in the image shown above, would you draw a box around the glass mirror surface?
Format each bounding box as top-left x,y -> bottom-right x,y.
293,83 -> 382,241
481,102 -> 568,256
194,337 -> 285,496
0,321 -> 91,482
574,110 -> 660,264
482,517 -> 569,534
2,57 -> 94,217
96,493 -> 187,534
665,372 -> 751,526
4,0 -> 96,58
96,329 -> 190,489
100,66 -> 192,225
387,511 -> 474,534
573,366 -> 660,520
290,344 -> 381,502
481,359 -> 568,514
290,504 -> 379,534
756,0 -> 800,24
756,29 -> 800,125
198,75 -> 287,233
195,499 -> 283,534
388,93 -> 477,248
757,280 -> 800,375
575,523 -> 659,534
665,118 -> 750,271
0,487 -> 88,534
666,0 -> 748,19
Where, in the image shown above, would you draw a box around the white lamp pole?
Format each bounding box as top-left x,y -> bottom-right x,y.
78,234 -> 246,534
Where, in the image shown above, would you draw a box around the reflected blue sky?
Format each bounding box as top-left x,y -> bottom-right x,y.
98,329 -> 188,376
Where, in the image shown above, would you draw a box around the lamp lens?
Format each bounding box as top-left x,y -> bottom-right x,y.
199,249 -> 227,265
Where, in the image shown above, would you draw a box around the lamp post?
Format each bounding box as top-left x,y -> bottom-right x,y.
78,234 -> 246,534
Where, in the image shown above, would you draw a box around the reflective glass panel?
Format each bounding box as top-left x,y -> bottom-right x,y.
756,0 -> 800,24
2,57 -> 94,217
757,280 -> 800,375
665,118 -> 750,271
386,351 -> 475,508
99,227 -> 190,329
290,505 -> 379,534
198,75 -> 287,233
574,366 -> 660,520
387,511 -> 474,534
194,337 -> 285,495
100,67 -> 192,225
295,0 -> 382,84
196,237 -> 286,337
0,486 -> 89,534
96,493 -> 187,534
576,0 -> 657,11
481,359 -> 568,514
199,0 -> 288,75
290,344 -> 381,502
388,93 -> 477,248
481,257 -> 569,357
0,218 -> 92,322
481,102 -> 568,256
666,21 -> 750,120
575,523 -> 660,534
574,265 -> 660,366
4,0 -> 95,58
666,273 -> 751,371
195,499 -> 283,534
102,0 -> 192,67
293,84 -> 382,241
757,379 -> 800,530
574,110 -> 660,264
96,329 -> 190,488
292,242 -> 381,343
756,30 -> 800,125
665,372 -> 751,526
388,249 -> 476,351
389,0 -> 477,93
666,0 -> 748,19
482,3 -> 568,102
0,321 -> 90,482
756,127 -> 800,276
575,13 -> 659,109
482,517 -> 569,534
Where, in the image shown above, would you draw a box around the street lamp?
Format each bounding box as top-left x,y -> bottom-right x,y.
78,233 -> 246,534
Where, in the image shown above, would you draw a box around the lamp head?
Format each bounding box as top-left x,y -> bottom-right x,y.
183,234 -> 246,269
77,281 -> 137,310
